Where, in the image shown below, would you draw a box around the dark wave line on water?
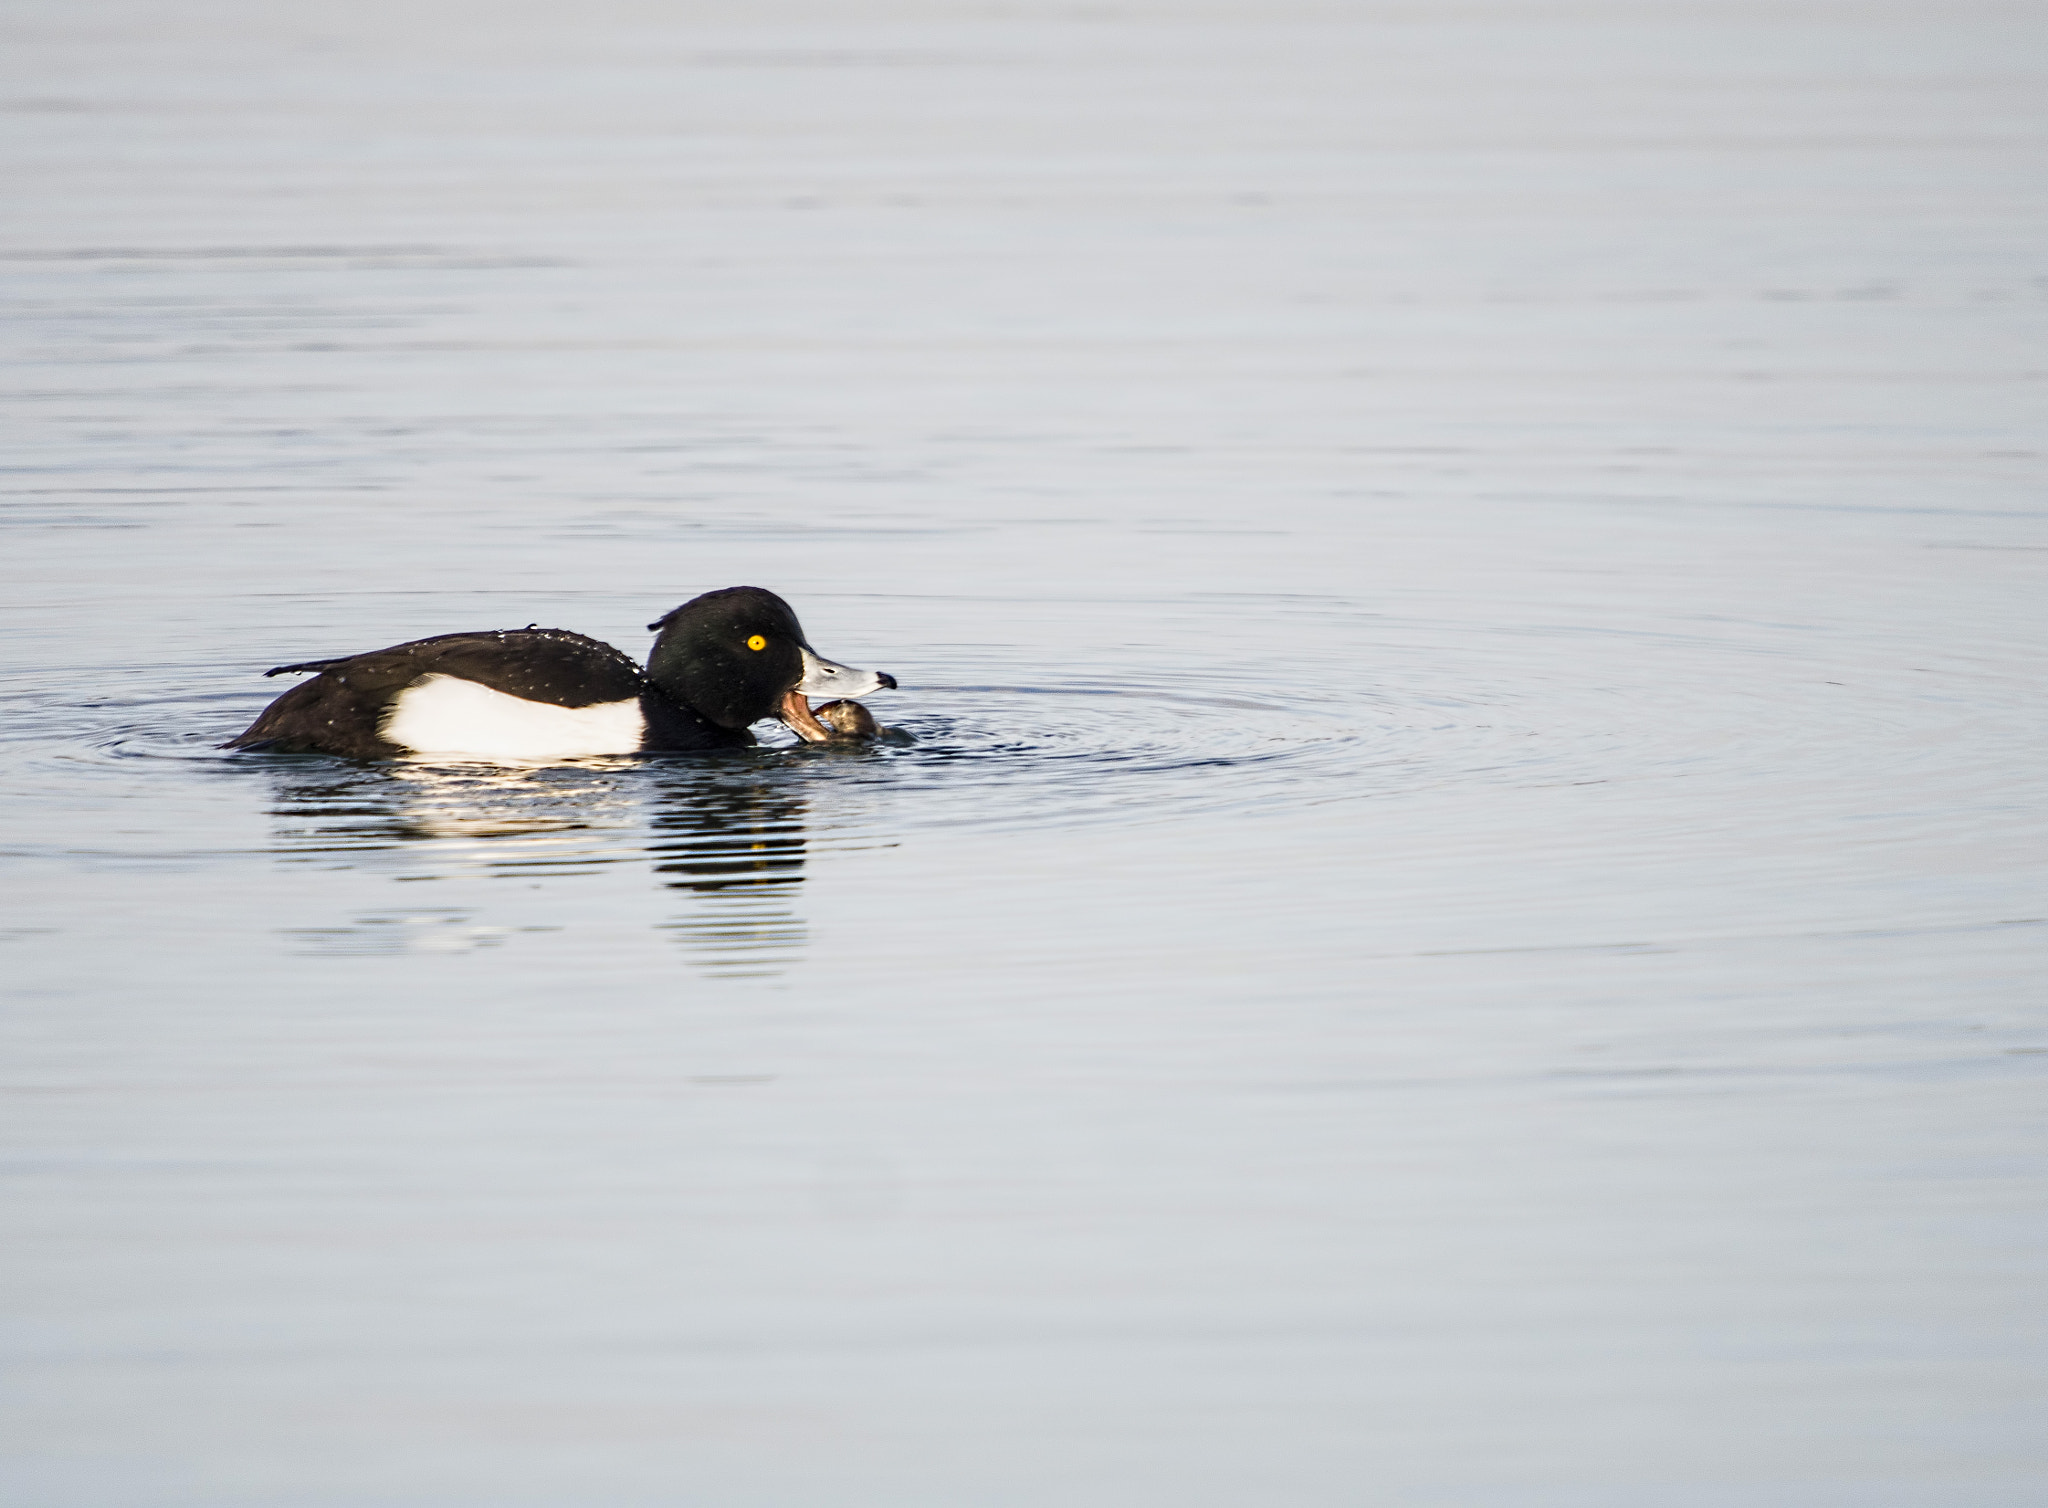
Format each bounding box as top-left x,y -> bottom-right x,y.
0,244 -> 575,268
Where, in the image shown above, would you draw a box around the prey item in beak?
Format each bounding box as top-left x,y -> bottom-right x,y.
815,699 -> 879,739
783,646 -> 894,743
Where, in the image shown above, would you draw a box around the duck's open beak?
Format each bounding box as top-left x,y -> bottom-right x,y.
782,647 -> 896,743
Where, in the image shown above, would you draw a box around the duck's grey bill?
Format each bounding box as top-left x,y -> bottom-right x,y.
796,646 -> 896,699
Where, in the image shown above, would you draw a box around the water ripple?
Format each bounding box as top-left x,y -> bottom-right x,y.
3,592 -> 2033,883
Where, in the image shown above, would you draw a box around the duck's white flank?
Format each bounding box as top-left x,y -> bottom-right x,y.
381,674 -> 645,758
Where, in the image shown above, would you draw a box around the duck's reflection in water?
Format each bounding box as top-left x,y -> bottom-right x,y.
256,757 -> 812,976
645,769 -> 808,979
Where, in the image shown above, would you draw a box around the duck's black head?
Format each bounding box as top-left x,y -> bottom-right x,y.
645,586 -> 895,740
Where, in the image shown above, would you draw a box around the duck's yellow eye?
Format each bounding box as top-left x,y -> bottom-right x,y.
746,634 -> 767,651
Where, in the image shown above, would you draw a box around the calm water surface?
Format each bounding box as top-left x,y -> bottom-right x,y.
4,2 -> 2047,1503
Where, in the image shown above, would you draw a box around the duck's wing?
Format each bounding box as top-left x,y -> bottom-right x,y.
227,628 -> 648,755
270,628 -> 647,704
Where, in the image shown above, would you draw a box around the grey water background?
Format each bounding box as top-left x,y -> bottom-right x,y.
4,1 -> 2046,1502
